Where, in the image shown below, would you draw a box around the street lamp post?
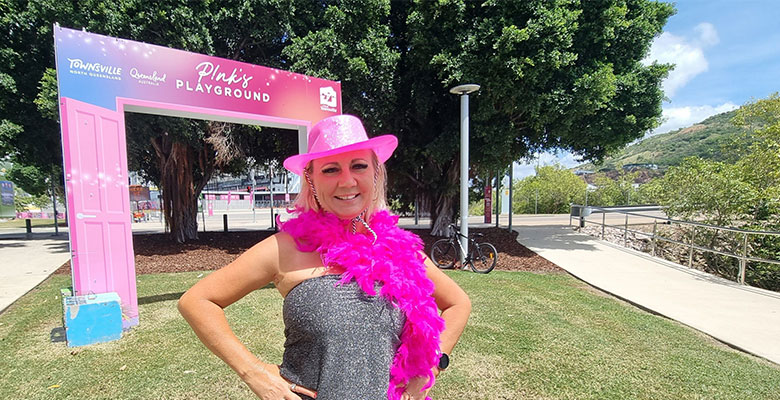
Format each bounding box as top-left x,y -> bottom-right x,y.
508,161 -> 513,232
50,177 -> 59,236
414,166 -> 420,226
449,83 -> 480,265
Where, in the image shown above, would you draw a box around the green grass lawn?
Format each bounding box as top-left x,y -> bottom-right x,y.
0,218 -> 67,229
1,271 -> 778,399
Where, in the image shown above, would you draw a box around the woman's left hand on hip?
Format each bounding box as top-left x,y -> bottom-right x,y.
400,376 -> 431,400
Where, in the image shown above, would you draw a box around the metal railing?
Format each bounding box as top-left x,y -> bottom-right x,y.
570,204 -> 780,285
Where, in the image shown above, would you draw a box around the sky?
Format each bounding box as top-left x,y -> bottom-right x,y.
511,0 -> 780,179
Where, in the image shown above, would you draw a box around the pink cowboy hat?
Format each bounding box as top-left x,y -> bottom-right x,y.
283,114 -> 398,175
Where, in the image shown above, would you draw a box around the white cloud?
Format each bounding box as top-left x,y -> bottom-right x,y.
644,23 -> 719,98
651,102 -> 739,135
694,22 -> 719,46
512,151 -> 581,179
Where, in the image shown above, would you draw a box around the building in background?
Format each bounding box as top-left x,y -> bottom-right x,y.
128,167 -> 301,213
202,168 -> 300,210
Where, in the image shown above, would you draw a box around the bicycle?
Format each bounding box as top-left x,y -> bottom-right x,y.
430,223 -> 498,273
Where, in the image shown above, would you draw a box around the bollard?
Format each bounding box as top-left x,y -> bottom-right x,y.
223,214 -> 228,232
26,218 -> 32,239
651,220 -> 657,256
601,212 -> 606,239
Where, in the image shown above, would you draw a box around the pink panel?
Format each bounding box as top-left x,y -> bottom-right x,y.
83,221 -> 108,293
75,111 -> 103,212
100,118 -> 125,214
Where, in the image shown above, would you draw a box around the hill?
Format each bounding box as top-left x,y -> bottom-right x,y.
578,109 -> 747,171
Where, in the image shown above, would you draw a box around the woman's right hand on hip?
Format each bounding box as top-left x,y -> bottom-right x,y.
243,362 -> 317,399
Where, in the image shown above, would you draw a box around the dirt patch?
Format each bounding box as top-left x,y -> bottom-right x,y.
679,123 -> 706,135
54,227 -> 563,275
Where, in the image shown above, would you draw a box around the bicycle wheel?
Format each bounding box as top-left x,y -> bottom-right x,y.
431,239 -> 458,269
470,243 -> 497,273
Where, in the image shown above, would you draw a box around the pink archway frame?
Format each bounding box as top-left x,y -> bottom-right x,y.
55,25 -> 341,328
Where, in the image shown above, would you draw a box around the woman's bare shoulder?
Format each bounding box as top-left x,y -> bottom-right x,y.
269,231 -> 310,266
272,231 -> 298,252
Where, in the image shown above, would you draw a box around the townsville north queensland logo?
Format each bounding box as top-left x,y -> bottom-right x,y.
67,58 -> 122,81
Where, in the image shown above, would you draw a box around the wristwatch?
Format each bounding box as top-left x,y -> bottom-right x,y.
438,353 -> 450,370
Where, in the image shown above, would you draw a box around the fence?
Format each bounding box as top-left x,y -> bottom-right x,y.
570,204 -> 780,286
16,211 -> 66,219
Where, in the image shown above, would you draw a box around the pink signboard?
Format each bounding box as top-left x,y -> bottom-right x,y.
55,25 -> 341,329
484,183 -> 492,224
55,26 -> 341,122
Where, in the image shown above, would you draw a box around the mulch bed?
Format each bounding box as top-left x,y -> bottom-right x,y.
54,227 -> 563,275
412,228 -> 564,273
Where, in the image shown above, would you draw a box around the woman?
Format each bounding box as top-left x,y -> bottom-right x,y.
178,114 -> 471,400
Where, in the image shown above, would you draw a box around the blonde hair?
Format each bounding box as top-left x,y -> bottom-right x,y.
293,152 -> 388,220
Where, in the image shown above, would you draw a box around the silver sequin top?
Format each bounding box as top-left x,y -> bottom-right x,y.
279,274 -> 406,400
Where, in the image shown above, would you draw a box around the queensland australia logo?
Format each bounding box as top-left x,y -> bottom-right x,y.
67,58 -> 122,81
319,87 -> 337,112
130,68 -> 166,86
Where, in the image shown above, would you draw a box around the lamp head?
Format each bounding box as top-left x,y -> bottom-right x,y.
449,84 -> 480,95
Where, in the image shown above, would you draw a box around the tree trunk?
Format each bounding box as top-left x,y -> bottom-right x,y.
429,159 -> 460,236
149,123 -> 221,243
152,137 -> 199,243
431,194 -> 455,236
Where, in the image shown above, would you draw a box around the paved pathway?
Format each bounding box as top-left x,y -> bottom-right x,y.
0,234 -> 70,314
515,224 -> 780,365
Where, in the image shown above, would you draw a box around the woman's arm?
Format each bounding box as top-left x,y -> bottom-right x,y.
177,233 -> 316,400
402,255 -> 472,400
424,256 -> 472,358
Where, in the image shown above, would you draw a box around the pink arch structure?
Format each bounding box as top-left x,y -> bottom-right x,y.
54,25 -> 342,327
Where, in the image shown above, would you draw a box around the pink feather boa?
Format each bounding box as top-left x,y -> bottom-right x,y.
278,208 -> 445,400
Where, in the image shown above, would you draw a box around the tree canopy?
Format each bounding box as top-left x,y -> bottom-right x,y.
512,165 -> 586,214
1,0 -> 675,236
731,93 -> 780,224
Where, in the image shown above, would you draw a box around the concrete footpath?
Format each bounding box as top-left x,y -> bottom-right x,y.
0,234 -> 70,314
515,225 -> 780,365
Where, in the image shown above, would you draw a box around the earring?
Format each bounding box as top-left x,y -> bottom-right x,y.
304,168 -> 322,209
372,158 -> 380,202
